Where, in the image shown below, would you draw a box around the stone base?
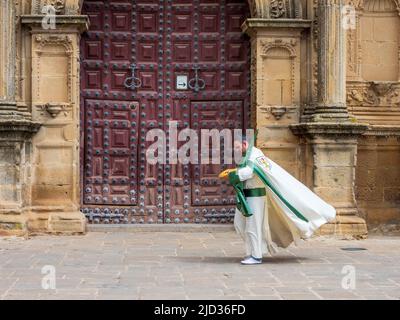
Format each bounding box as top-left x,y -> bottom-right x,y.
0,211 -> 86,236
0,211 -> 28,236
47,211 -> 87,234
0,221 -> 27,237
317,215 -> 368,239
87,224 -> 235,233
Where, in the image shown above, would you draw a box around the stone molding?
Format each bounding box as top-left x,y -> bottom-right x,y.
347,0 -> 400,14
21,15 -> 90,33
290,122 -> 369,138
363,124 -> 400,136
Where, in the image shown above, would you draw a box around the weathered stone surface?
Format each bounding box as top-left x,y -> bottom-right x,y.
0,10 -> 88,234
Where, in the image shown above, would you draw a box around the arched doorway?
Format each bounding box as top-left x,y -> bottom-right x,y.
80,0 -> 251,224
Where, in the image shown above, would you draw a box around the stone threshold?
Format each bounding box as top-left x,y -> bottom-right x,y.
87,224 -> 235,233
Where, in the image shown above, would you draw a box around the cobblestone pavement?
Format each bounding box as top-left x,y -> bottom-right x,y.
0,231 -> 399,300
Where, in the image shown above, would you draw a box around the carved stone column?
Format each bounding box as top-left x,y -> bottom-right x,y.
291,0 -> 369,238
314,0 -> 349,121
0,1 -> 22,119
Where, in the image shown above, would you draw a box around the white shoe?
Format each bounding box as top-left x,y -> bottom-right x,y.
241,256 -> 262,265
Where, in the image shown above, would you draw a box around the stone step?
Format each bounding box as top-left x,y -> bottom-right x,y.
87,224 -> 235,233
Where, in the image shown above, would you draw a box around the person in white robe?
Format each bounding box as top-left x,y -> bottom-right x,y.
219,137 -> 336,265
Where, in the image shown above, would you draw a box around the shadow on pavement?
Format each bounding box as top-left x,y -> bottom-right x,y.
168,255 -> 310,264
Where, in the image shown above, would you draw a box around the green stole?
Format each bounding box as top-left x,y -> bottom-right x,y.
228,137 -> 255,218
228,137 -> 309,222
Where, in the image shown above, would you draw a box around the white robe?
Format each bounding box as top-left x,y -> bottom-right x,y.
234,147 -> 336,258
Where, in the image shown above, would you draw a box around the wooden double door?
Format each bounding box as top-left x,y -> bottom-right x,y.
80,0 -> 250,224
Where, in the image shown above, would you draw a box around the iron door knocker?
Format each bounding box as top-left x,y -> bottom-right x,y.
124,63 -> 142,90
188,66 -> 206,93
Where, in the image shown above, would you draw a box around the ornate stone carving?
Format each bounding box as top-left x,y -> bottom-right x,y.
270,0 -> 286,18
308,0 -> 320,105
260,38 -> 298,105
271,106 -> 287,120
33,35 -> 73,106
48,0 -> 65,14
371,82 -> 396,97
247,0 -> 303,18
250,43 -> 258,127
347,81 -> 400,106
32,0 -> 82,15
260,106 -> 294,120
346,0 -> 400,12
32,0 -> 65,14
34,34 -> 73,52
261,38 -> 297,56
37,102 -> 72,118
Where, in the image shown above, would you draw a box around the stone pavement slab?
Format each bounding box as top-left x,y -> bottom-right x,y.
0,231 -> 400,300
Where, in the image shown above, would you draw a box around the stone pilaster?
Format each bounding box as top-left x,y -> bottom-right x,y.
291,0 -> 369,238
20,14 -> 88,234
243,18 -> 311,179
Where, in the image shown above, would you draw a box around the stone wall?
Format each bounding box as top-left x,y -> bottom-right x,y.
356,131 -> 400,228
345,0 -> 400,229
0,0 -> 87,235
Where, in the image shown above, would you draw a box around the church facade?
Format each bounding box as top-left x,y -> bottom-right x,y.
0,0 -> 399,237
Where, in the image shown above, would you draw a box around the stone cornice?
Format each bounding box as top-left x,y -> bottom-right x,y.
20,15 -> 89,33
0,119 -> 41,140
242,18 -> 312,35
290,122 -> 369,138
363,125 -> 400,137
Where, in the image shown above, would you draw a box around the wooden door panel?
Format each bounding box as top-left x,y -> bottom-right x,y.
81,0 -> 250,224
83,99 -> 138,208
